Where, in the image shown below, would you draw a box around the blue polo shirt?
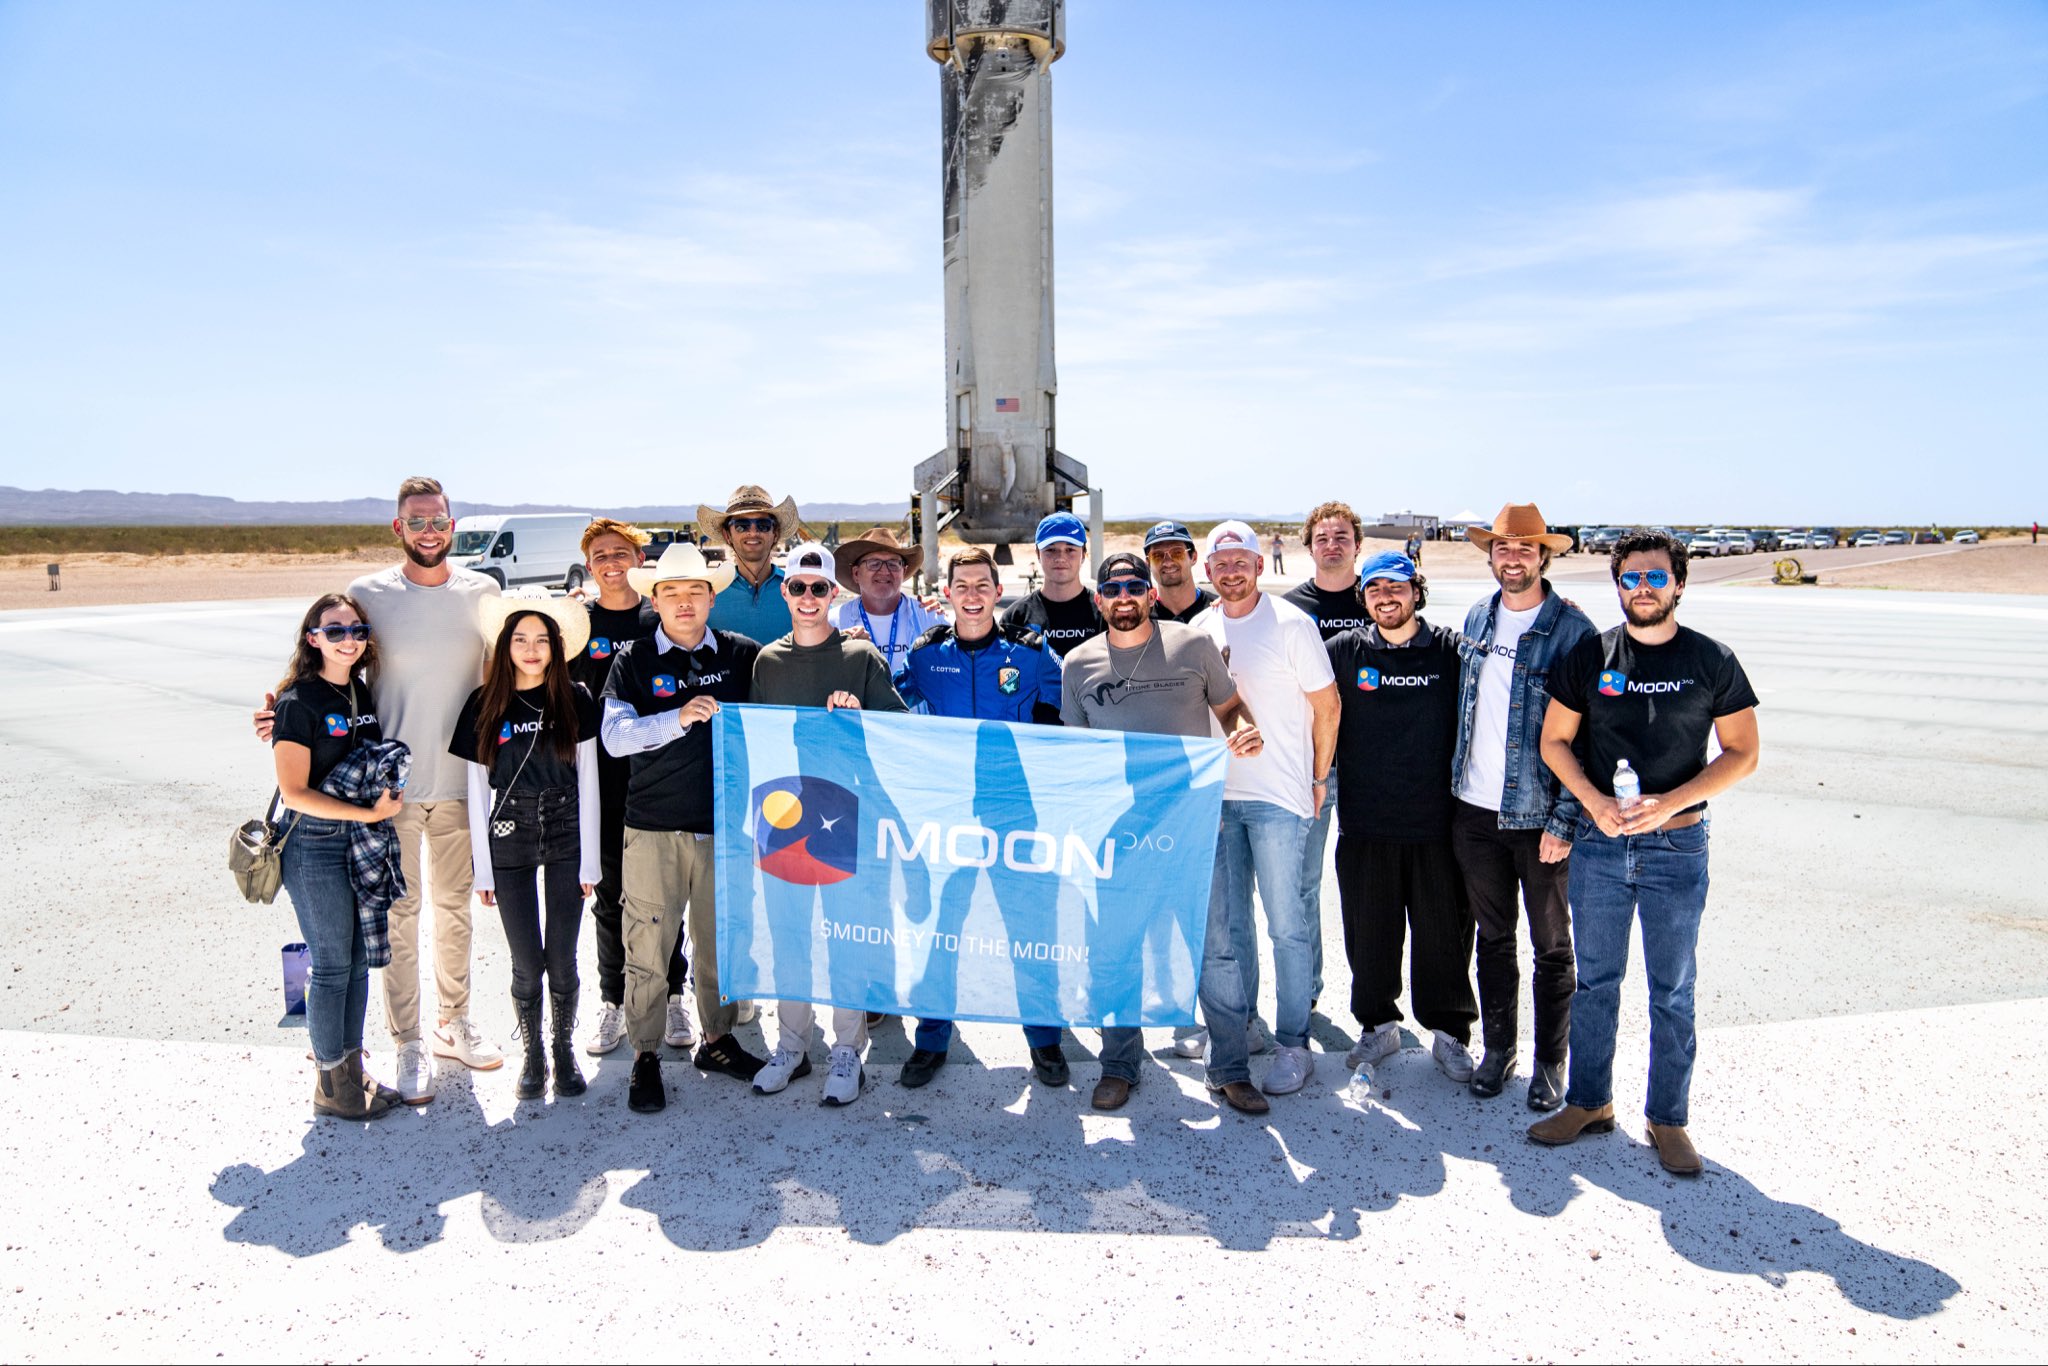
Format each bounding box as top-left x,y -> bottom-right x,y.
707,564 -> 792,643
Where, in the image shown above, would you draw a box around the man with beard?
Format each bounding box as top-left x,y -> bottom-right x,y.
1179,522 -> 1339,1099
1283,501 -> 1372,1006
1001,511 -> 1104,654
1143,520 -> 1215,625
1058,553 -> 1265,1114
1450,503 -> 1595,1111
700,484 -> 800,644
1326,553 -> 1477,1082
1531,529 -> 1760,1176
571,520 -> 689,1059
250,477 -> 505,1103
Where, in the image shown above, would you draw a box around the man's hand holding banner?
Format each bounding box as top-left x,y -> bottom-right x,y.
713,704 -> 1227,1028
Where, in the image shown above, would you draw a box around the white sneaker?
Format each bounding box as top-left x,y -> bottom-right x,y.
431,1015 -> 504,1070
1432,1030 -> 1475,1083
821,1045 -> 864,1107
735,1000 -> 759,1025
751,1046 -> 811,1095
1262,1045 -> 1314,1096
1172,1030 -> 1208,1059
1345,1022 -> 1400,1071
393,1039 -> 435,1104
586,1001 -> 628,1056
1246,1019 -> 1272,1056
664,995 -> 696,1049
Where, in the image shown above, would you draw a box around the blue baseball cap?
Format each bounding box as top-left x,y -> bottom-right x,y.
1142,519 -> 1195,552
1034,511 -> 1088,549
1358,551 -> 1417,586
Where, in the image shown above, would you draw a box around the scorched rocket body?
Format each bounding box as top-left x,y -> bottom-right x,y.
913,0 -> 1096,575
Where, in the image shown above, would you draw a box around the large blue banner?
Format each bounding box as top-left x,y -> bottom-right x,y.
713,704 -> 1227,1028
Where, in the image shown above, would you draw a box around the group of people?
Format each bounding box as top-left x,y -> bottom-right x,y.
262,477 -> 1759,1177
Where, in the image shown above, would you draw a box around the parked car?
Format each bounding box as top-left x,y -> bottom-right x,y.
1710,529 -> 1756,554
1955,529 -> 1981,544
1752,529 -> 1783,553
1913,530 -> 1944,545
449,512 -> 598,590
1809,528 -> 1840,549
1581,526 -> 1623,554
1882,530 -> 1910,545
1853,531 -> 1885,548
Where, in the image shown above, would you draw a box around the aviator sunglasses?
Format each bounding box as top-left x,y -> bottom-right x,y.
310,624 -> 372,643
400,515 -> 453,533
1618,569 -> 1673,590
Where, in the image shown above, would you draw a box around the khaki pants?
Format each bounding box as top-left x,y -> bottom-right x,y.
382,799 -> 476,1044
776,1002 -> 868,1056
622,827 -> 736,1053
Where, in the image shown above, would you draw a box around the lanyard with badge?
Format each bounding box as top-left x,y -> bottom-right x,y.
857,601 -> 905,670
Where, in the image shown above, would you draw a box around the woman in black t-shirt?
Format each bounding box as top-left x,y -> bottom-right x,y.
270,592 -> 404,1122
449,593 -> 601,1101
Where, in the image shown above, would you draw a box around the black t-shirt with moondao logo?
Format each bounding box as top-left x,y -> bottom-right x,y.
1282,581 -> 1371,641
601,629 -> 759,833
573,597 -> 660,696
1325,623 -> 1463,841
448,683 -> 600,795
1001,590 -> 1105,655
1548,624 -> 1760,815
272,676 -> 383,789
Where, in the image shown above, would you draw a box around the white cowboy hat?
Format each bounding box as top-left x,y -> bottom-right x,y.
626,540 -> 736,597
476,587 -> 592,658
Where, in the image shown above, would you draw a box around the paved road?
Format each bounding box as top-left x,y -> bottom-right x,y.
2,585 -> 2043,1358
1534,539 -> 1986,586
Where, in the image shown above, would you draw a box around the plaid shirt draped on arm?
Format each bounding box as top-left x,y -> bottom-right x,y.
316,739 -> 412,967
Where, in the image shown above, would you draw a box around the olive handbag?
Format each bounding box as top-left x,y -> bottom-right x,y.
229,788 -> 298,905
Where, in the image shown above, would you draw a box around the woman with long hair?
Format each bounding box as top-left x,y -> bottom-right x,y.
448,592 -> 600,1100
272,592 -> 405,1120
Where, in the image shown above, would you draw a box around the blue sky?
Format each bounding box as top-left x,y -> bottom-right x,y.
1,1 -> 2043,523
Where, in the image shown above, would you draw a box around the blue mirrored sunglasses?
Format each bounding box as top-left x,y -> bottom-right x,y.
1096,579 -> 1151,598
1618,569 -> 1672,590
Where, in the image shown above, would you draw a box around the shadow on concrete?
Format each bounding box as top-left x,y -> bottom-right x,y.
207,1034 -> 1957,1320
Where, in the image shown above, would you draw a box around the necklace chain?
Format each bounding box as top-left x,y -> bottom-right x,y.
1109,630 -> 1156,688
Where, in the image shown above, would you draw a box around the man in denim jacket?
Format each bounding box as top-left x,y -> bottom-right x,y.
1449,503 -> 1595,1111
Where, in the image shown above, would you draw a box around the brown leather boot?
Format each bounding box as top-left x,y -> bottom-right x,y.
1091,1076 -> 1132,1111
1647,1123 -> 1703,1176
1212,1080 -> 1271,1116
313,1059 -> 395,1121
1527,1102 -> 1616,1146
344,1050 -> 401,1119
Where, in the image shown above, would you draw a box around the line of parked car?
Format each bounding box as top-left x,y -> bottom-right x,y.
1573,525 -> 1981,557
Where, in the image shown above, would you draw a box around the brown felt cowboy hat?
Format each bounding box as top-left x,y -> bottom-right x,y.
698,484 -> 800,546
832,526 -> 924,592
1465,502 -> 1575,553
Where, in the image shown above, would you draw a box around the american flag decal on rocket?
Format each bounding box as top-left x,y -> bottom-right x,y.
995,397 -> 1019,413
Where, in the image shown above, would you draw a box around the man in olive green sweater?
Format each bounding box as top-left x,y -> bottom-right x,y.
749,541 -> 907,1108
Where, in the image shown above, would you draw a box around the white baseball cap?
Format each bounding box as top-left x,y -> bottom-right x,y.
1204,519 -> 1262,558
783,540 -> 838,585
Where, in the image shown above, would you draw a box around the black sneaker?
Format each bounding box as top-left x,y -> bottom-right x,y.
1029,1045 -> 1070,1088
1527,1060 -> 1565,1112
694,1034 -> 766,1082
628,1051 -> 666,1113
898,1048 -> 947,1088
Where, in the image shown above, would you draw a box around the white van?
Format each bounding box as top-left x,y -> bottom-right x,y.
449,513 -> 596,591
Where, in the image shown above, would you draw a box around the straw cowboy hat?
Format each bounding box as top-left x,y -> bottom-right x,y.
626,540 -> 736,598
832,526 -> 925,591
476,587 -> 592,658
698,484 -> 800,545
1464,502 -> 1575,553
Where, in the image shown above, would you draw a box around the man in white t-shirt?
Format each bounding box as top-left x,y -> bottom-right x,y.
828,526 -> 946,685
1449,502 -> 1596,1111
1183,521 -> 1340,1097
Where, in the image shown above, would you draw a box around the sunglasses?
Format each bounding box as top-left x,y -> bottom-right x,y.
400,515 -> 453,533
1096,579 -> 1152,598
726,516 -> 779,533
784,579 -> 834,598
310,624 -> 371,643
1618,569 -> 1673,590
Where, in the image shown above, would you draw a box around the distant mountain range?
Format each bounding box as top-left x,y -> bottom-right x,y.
0,486 -> 912,527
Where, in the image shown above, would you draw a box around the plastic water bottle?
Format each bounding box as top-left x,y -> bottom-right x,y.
1347,1065 -> 1377,1107
1613,759 -> 1641,813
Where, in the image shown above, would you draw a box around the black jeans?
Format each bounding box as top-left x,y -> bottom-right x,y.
1450,800 -> 1574,1065
490,787 -> 584,1001
589,750 -> 684,1005
1335,834 -> 1477,1043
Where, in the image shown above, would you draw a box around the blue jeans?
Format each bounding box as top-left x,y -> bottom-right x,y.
1564,819 -> 1712,1127
1299,771 -> 1336,999
1208,799 -> 1313,1082
281,816 -> 369,1069
915,1019 -> 1062,1053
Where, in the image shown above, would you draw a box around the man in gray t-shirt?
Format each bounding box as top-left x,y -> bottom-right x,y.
1056,553 -> 1269,1117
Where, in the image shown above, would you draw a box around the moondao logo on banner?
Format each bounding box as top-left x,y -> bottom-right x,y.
713,704 -> 1228,1029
